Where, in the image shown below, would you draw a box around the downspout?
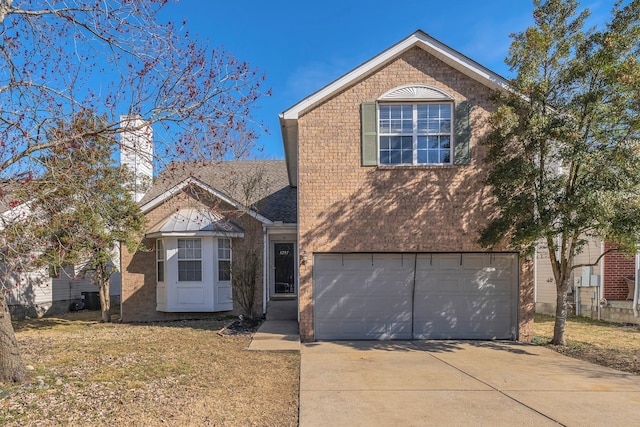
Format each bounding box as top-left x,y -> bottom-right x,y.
262,225 -> 268,317
599,241 -> 604,321
634,251 -> 639,317
533,246 -> 538,306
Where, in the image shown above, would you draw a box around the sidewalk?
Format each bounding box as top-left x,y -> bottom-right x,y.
247,320 -> 300,351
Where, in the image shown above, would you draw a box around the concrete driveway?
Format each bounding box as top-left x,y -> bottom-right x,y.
300,341 -> 640,426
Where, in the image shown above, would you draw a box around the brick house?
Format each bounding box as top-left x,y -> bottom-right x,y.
280,30 -> 534,341
121,30 -> 537,340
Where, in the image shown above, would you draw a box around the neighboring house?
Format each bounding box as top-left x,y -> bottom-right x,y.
535,238 -> 640,324
0,195 -> 122,318
120,30 -> 537,341
0,117 -> 147,319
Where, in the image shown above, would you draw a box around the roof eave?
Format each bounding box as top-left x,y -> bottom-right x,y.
279,115 -> 298,187
140,177 -> 275,225
146,231 -> 245,239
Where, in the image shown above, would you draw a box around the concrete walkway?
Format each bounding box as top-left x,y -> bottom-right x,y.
247,320 -> 300,351
300,340 -> 640,427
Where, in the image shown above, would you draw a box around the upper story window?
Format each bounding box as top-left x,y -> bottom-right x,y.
378,103 -> 452,165
177,238 -> 202,282
361,84 -> 471,167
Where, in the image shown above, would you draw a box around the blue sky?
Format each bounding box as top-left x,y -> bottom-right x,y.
158,0 -> 615,158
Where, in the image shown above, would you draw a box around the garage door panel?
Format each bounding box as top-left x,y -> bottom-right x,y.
314,253 -> 518,341
314,254 -> 413,340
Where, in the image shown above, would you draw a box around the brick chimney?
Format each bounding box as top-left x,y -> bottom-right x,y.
119,115 -> 153,203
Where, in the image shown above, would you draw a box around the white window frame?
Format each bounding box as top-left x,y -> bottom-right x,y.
217,238 -> 232,282
378,102 -> 453,166
177,238 -> 202,282
156,239 -> 165,283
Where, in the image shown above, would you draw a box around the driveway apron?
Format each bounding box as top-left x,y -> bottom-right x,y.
299,341 -> 640,427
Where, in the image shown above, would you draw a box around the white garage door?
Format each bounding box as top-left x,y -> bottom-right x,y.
314,253 -> 518,340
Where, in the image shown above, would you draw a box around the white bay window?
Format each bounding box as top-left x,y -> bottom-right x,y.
148,208 -> 243,313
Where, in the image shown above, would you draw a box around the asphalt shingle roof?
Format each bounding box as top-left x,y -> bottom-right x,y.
141,160 -> 297,224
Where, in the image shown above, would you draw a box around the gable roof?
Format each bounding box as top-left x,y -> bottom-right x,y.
279,29 -> 512,186
140,160 -> 296,224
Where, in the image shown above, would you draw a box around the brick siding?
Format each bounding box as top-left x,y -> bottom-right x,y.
603,242 -> 635,301
296,46 -> 534,341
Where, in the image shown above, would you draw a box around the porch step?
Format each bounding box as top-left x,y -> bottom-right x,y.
266,299 -> 297,321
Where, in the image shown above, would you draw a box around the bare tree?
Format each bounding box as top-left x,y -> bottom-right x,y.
0,0 -> 268,383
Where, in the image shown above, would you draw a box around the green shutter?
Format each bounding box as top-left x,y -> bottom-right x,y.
361,102 -> 377,166
454,100 -> 471,165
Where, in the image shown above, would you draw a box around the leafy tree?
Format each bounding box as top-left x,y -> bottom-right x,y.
0,0 -> 267,383
480,0 -> 640,345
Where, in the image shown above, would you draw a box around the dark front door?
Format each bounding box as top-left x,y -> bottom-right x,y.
274,243 -> 295,294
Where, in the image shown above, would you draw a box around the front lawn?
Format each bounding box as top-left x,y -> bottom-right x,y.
1,311 -> 299,426
533,313 -> 640,374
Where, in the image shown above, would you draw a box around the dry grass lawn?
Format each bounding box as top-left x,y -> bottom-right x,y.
1,311 -> 299,426
533,313 -> 640,374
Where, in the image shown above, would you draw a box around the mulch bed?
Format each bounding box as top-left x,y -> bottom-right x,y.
220,318 -> 263,336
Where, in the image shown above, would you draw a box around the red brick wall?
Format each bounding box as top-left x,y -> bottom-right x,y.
296,46 -> 534,341
603,242 -> 635,300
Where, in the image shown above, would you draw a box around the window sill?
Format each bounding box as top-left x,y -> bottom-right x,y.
375,164 -> 462,170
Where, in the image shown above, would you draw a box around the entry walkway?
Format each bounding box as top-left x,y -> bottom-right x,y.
247,320 -> 300,351
300,340 -> 640,426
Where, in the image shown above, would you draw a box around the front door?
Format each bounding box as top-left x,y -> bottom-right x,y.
274,242 -> 295,294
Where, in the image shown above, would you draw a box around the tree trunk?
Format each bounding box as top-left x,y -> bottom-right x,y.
552,281 -> 569,345
98,277 -> 111,323
0,293 -> 29,383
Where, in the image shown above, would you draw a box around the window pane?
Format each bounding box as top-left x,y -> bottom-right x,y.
441,151 -> 451,164
428,136 -> 439,149
440,136 -> 451,149
156,240 -> 164,262
390,119 -> 402,133
417,150 -> 428,164
401,149 -> 413,164
178,260 -> 202,282
390,150 -> 402,164
390,106 -> 402,119
417,136 -> 428,149
380,136 -> 390,150
178,239 -> 201,260
218,260 -> 231,281
390,136 -> 402,150
380,151 -> 390,164
401,136 -> 412,150
417,105 -> 428,119
417,118 -> 428,133
218,238 -> 231,259
440,105 -> 451,118
157,261 -> 165,283
427,119 -> 439,133
428,151 -> 440,164
440,119 -> 451,133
